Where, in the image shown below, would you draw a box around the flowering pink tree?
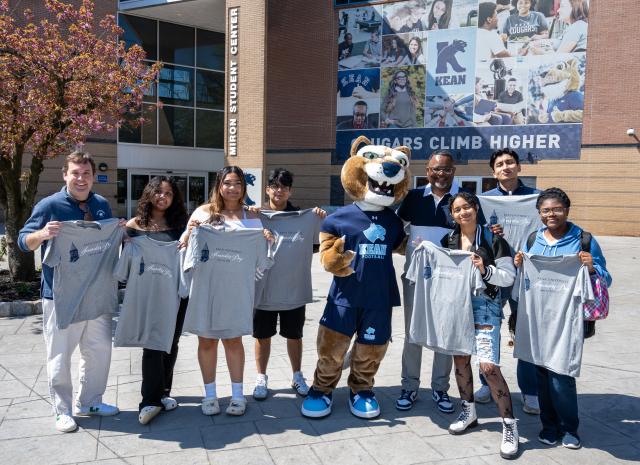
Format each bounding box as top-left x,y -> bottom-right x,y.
0,0 -> 160,281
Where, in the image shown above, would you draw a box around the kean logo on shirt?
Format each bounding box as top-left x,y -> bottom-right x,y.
363,326 -> 376,341
363,223 -> 386,242
200,243 -> 210,262
69,242 -> 79,263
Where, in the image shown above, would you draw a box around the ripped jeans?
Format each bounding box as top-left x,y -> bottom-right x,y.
452,293 -> 514,418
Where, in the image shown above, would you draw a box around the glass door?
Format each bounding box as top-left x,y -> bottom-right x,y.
127,171 -> 208,218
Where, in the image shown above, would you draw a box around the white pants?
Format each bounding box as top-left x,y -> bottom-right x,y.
42,299 -> 113,415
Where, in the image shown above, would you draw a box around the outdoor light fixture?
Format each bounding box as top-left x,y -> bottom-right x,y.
98,162 -> 108,172
627,128 -> 636,137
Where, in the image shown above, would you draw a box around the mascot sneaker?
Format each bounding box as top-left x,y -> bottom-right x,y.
349,390 -> 380,419
448,400 -> 478,434
301,387 -> 332,418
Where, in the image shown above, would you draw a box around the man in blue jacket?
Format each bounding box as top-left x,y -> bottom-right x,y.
19,151 -> 120,433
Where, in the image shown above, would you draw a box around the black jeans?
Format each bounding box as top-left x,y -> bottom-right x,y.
536,365 -> 579,438
139,298 -> 188,411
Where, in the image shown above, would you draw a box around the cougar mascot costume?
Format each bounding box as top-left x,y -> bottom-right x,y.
301,136 -> 411,419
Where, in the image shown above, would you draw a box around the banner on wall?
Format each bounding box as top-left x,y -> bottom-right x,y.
335,0 -> 589,161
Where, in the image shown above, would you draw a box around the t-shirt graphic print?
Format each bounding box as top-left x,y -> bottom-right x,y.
256,209 -> 322,311
513,254 -> 594,377
43,219 -> 123,329
406,242 -> 485,355
114,236 -> 184,353
183,225 -> 273,339
478,194 -> 542,253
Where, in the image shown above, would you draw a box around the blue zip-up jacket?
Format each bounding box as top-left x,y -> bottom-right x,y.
523,222 -> 612,287
18,187 -> 113,299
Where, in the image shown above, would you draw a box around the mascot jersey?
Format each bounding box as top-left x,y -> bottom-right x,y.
322,204 -> 405,310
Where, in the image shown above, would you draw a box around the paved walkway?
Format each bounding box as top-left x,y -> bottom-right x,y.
1,236 -> 639,465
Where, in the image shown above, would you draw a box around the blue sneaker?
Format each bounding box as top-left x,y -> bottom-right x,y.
349,390 -> 380,419
301,387 -> 332,418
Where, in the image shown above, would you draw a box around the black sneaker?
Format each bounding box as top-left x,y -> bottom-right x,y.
538,430 -> 558,446
432,390 -> 454,414
395,389 -> 417,411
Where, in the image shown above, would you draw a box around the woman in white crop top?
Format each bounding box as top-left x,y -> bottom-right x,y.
181,166 -> 272,417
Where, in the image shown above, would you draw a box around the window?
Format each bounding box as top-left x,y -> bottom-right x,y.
158,106 -> 194,147
197,29 -> 225,71
119,15 -> 157,61
159,22 -> 195,66
118,14 -> 224,149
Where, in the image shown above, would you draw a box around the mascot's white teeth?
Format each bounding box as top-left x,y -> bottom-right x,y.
368,178 -> 394,197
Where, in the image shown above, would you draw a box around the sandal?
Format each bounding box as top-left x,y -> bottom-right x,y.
226,397 -> 247,416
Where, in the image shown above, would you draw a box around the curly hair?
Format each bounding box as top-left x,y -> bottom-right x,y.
207,165 -> 247,222
135,176 -> 188,230
536,187 -> 571,210
382,70 -> 419,117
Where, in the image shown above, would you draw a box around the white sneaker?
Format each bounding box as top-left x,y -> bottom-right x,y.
474,384 -> 491,404
138,406 -> 162,425
201,397 -> 220,415
448,400 -> 478,435
522,394 -> 540,415
74,403 -> 119,417
253,375 -> 268,400
161,396 -> 178,411
292,372 -> 310,396
500,417 -> 519,459
55,414 -> 78,433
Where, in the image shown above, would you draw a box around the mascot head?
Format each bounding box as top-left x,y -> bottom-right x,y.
540,58 -> 581,101
341,135 -> 411,208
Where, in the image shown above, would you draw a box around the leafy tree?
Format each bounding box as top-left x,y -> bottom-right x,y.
0,0 -> 160,281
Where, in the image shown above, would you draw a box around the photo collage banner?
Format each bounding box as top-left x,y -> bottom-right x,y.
336,0 -> 589,161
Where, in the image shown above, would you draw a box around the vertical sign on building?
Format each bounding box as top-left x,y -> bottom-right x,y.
227,6 -> 239,157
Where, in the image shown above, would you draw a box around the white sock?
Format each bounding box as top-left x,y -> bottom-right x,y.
231,382 -> 244,399
204,382 -> 216,399
256,373 -> 267,382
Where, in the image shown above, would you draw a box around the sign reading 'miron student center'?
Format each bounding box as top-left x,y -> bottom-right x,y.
334,0 -> 590,161
227,6 -> 239,156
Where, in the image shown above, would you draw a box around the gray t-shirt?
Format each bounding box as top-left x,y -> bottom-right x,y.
183,225 -> 273,339
406,242 -> 485,355
513,254 -> 594,377
256,209 -> 322,311
43,219 -> 123,329
114,236 -> 184,353
479,194 -> 542,253
502,12 -> 549,40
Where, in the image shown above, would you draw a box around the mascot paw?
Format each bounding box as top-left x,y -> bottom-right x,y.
320,234 -> 355,277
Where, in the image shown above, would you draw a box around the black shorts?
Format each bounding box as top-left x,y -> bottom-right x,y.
253,306 -> 306,339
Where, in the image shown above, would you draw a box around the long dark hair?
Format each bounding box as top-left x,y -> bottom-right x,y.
207,165 -> 247,221
383,70 -> 419,116
428,0 -> 452,29
135,176 -> 188,230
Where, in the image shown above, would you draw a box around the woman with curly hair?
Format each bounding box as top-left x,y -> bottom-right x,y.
125,176 -> 189,425
381,70 -> 419,128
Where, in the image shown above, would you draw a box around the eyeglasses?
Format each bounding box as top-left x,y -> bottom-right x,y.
429,167 -> 454,174
78,202 -> 93,221
539,207 -> 566,216
267,185 -> 290,192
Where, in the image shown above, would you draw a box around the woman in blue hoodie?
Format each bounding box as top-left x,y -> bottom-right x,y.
514,187 -> 611,450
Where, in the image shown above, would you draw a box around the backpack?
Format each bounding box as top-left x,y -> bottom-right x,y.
525,229 -> 608,339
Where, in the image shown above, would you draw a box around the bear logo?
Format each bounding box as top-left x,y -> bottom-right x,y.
363,223 -> 386,243
363,326 -> 376,341
436,40 -> 467,74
